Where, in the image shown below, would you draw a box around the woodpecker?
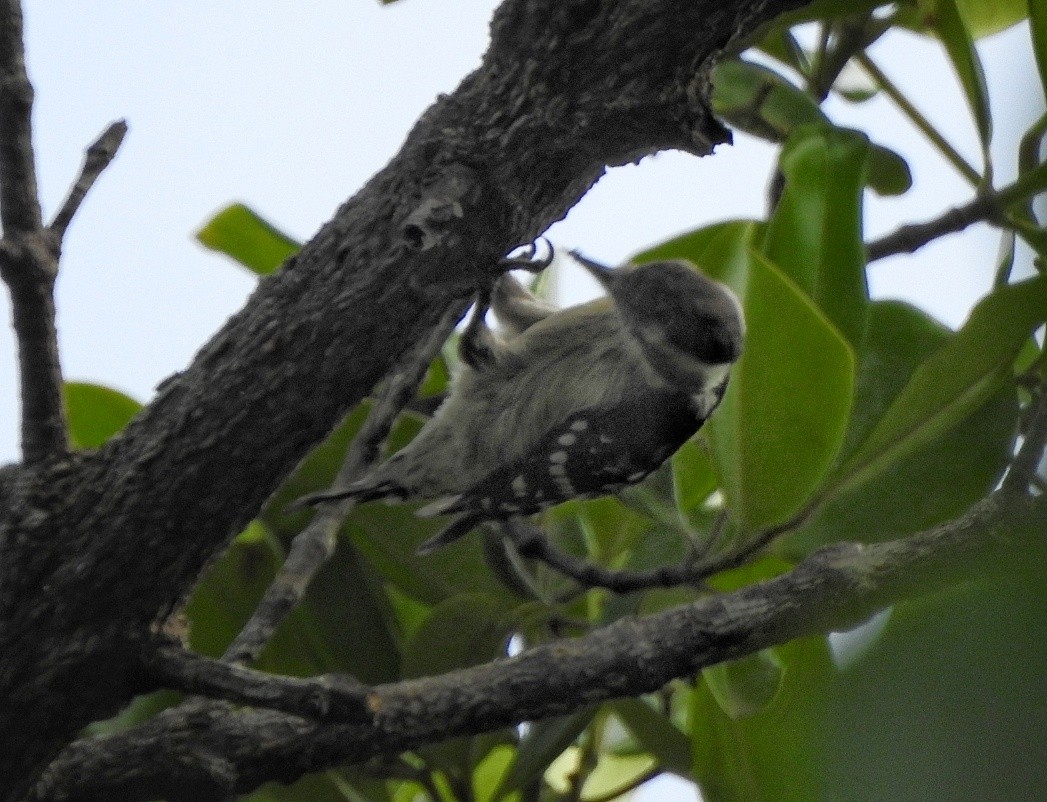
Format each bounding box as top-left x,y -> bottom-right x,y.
302,251 -> 744,553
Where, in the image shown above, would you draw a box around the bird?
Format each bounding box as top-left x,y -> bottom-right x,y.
301,250 -> 744,554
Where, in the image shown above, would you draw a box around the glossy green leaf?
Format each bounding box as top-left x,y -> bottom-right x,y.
400,593 -> 512,679
712,62 -> 909,197
754,29 -> 810,75
791,302 -> 1018,549
672,439 -> 718,513
474,745 -> 518,802
897,0 -> 1028,38
819,549 -> 1047,800
491,708 -> 598,800
197,202 -> 300,276
704,650 -> 785,721
708,251 -> 855,532
63,382 -> 141,449
1032,0 -> 1047,105
712,60 -> 825,142
763,125 -> 870,347
933,0 -> 993,149
956,0 -> 1028,37
611,698 -> 692,775
284,538 -> 401,683
184,521 -> 290,659
246,771 -> 381,802
690,637 -> 836,802
831,275 -> 1047,496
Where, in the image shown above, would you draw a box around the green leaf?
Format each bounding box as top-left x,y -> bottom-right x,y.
280,537 -> 401,683
63,382 -> 141,449
196,203 -> 300,276
933,0 -> 993,149
703,650 -> 785,721
492,708 -> 598,800
708,250 -> 855,532
830,275 -> 1047,496
956,0 -> 1028,38
672,439 -> 718,513
712,60 -> 826,143
897,0 -> 1028,38
818,549 -> 1047,800
689,637 -> 836,802
474,745 -> 518,802
790,302 -> 1018,549
762,125 -> 870,347
867,144 -> 914,196
611,698 -> 692,775
184,521 -> 288,659
1031,0 -> 1047,106
400,593 -> 512,679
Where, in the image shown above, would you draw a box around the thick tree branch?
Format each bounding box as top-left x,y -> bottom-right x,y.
33,490 -> 1041,802
0,0 -> 41,235
0,0 -> 811,796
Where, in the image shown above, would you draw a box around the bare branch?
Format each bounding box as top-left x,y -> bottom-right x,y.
222,301 -> 465,666
501,494 -> 818,594
865,193 -> 1000,262
48,120 -> 128,242
34,490 -> 1041,802
145,643 -> 373,722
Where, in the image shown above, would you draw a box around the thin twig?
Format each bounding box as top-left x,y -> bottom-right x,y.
221,302 -> 464,666
1002,385 -> 1047,495
855,51 -> 981,186
502,495 -> 817,594
49,120 -> 128,241
865,193 -> 999,262
146,643 -> 372,722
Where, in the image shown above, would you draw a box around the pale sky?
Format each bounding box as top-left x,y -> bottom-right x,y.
1,4 -> 1042,800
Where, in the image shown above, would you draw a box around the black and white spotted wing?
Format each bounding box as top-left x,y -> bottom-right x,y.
415,389 -> 711,553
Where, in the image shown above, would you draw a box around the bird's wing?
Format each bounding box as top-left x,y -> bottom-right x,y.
415,390 -> 704,552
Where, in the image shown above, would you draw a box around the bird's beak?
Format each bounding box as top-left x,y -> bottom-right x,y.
570,250 -> 617,289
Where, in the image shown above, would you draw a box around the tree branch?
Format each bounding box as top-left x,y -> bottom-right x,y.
48,120 -> 128,242
0,0 -> 41,236
865,193 -> 1000,262
33,490 -> 1041,802
143,644 -> 373,723
0,0 -> 812,796
0,0 -> 67,462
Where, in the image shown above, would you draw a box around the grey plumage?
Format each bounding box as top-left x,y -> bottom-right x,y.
302,255 -> 744,552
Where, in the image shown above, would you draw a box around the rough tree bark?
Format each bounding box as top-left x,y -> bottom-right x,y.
0,0 -> 815,797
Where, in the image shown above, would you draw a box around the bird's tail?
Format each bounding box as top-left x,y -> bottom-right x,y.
415,512 -> 485,555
